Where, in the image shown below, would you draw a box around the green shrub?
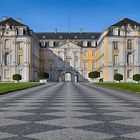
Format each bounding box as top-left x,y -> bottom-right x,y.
88,71 -> 100,79
12,74 -> 22,83
133,74 -> 140,82
114,73 -> 123,82
37,70 -> 49,79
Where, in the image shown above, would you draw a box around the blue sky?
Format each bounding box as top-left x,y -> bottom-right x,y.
0,0 -> 140,32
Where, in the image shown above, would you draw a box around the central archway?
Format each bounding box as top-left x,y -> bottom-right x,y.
65,72 -> 72,82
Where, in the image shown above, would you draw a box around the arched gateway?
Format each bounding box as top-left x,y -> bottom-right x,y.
65,72 -> 72,82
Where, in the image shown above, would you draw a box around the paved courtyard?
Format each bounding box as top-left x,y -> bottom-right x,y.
0,82 -> 140,140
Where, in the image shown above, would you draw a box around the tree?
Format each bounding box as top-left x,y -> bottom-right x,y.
133,74 -> 140,82
114,73 -> 123,82
43,72 -> 49,79
88,71 -> 100,80
12,74 -> 22,83
37,70 -> 49,80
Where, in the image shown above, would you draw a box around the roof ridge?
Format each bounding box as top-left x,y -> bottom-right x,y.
35,32 -> 101,34
0,17 -> 26,26
112,18 -> 140,27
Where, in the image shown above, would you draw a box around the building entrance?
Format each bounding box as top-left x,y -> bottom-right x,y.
65,73 -> 72,82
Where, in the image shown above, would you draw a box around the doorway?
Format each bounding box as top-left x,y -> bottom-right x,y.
65,72 -> 72,82
74,75 -> 78,82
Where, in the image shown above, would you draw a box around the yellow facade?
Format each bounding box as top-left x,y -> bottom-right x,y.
82,49 -> 96,71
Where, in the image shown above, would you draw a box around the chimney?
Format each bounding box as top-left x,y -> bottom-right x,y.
2,16 -> 8,21
17,18 -> 22,23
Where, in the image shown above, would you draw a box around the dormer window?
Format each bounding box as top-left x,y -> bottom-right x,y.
113,28 -> 119,36
18,28 -> 23,35
40,41 -> 45,47
49,41 -> 54,47
91,41 -> 96,47
83,41 -> 87,47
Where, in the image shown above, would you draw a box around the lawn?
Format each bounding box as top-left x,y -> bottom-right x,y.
0,82 -> 44,94
96,83 -> 140,94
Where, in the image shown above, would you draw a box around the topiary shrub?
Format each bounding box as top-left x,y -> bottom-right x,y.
12,74 -> 22,83
133,74 -> 140,82
114,73 -> 123,82
37,70 -> 49,80
88,71 -> 100,81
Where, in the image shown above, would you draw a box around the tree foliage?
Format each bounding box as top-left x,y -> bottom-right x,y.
133,74 -> 140,82
37,71 -> 49,79
12,74 -> 22,83
88,71 -> 100,79
114,73 -> 123,82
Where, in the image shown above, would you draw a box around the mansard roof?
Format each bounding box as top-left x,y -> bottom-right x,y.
35,32 -> 101,40
0,17 -> 26,27
112,18 -> 140,27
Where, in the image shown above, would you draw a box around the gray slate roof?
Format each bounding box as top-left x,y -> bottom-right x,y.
112,18 -> 140,27
0,18 -> 26,26
35,32 -> 101,40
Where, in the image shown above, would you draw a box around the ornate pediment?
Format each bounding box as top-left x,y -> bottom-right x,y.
0,23 -> 17,37
58,41 -> 81,49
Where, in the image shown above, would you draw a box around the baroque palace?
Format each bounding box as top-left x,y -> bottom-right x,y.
0,16 -> 140,82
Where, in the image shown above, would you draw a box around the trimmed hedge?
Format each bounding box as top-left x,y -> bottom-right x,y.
133,74 -> 140,82
114,73 -> 123,82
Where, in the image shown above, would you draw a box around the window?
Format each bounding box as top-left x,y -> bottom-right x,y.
114,69 -> 118,75
84,50 -> 88,56
5,40 -> 10,49
84,61 -> 88,70
18,55 -> 22,65
83,41 -> 87,47
4,52 -> 10,65
113,28 -> 119,35
49,41 -> 54,47
40,41 -> 45,47
4,69 -> 10,79
127,52 -> 133,65
92,62 -> 95,70
113,41 -> 118,50
18,28 -> 23,35
113,55 -> 118,65
91,41 -> 96,47
18,42 -> 23,51
127,70 -> 132,78
92,51 -> 95,56
127,39 -> 132,50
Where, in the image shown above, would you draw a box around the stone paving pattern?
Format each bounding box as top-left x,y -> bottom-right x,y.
0,82 -> 140,139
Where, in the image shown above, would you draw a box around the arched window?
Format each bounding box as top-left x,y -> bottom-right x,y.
127,39 -> 132,50
5,40 -> 10,49
4,52 -> 10,65
127,52 -> 133,65
83,41 -> 87,47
